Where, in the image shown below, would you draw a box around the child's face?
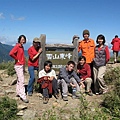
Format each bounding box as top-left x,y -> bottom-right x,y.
67,64 -> 74,71
79,58 -> 85,65
83,34 -> 89,40
20,37 -> 26,45
98,39 -> 103,45
44,65 -> 51,72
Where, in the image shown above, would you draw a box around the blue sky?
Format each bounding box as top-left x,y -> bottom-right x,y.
0,0 -> 120,50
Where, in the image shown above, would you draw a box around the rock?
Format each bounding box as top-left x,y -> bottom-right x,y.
22,110 -> 36,120
17,110 -> 24,116
2,83 -> 9,87
5,89 -> 15,94
17,104 -> 28,110
0,92 -> 5,96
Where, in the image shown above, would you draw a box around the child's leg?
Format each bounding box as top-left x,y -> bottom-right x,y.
70,77 -> 80,92
84,78 -> 92,92
52,78 -> 59,95
97,66 -> 108,93
42,88 -> 49,98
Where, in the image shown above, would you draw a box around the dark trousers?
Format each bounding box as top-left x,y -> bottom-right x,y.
42,78 -> 59,98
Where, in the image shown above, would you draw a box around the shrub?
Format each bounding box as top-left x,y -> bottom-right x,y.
102,77 -> 120,119
0,96 -> 18,120
104,67 -> 120,84
0,61 -> 15,76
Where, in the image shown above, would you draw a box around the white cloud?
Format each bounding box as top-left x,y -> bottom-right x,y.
0,13 -> 5,19
10,14 -> 25,21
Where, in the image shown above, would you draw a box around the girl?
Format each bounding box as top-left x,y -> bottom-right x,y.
93,34 -> 110,95
77,56 -> 93,96
38,61 -> 59,104
9,35 -> 29,103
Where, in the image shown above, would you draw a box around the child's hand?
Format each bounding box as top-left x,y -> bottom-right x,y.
48,76 -> 54,81
79,82 -> 85,88
44,76 -> 49,80
70,83 -> 76,87
77,69 -> 79,73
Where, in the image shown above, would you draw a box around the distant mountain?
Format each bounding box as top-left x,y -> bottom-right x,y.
0,42 -> 28,63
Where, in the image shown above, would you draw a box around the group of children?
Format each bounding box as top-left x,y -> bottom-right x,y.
9,29 -> 111,104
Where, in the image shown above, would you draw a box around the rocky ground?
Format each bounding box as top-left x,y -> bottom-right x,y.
0,62 -> 119,120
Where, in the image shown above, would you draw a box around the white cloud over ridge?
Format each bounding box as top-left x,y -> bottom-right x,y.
0,13 -> 5,19
10,14 -> 25,21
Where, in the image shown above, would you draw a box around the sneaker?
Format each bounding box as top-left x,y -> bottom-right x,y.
63,96 -> 68,101
72,95 -> 76,99
28,93 -> 32,96
95,93 -> 99,95
43,97 -> 49,104
20,98 -> 29,103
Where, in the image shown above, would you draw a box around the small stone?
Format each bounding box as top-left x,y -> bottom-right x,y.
17,104 -> 28,110
17,110 -> 24,116
0,92 -> 5,96
5,89 -> 15,94
2,84 -> 9,87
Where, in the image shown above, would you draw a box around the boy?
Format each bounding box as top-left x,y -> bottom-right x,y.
58,61 -> 84,101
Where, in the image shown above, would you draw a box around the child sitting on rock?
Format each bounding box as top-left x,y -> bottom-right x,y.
57,61 -> 84,101
38,61 -> 59,104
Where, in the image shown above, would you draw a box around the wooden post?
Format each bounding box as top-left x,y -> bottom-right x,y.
39,34 -> 46,71
72,38 -> 79,70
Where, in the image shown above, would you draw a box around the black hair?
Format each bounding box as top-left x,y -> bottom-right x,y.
44,60 -> 52,68
18,35 -> 26,43
78,56 -> 86,62
96,34 -> 106,44
115,35 -> 118,38
67,61 -> 75,66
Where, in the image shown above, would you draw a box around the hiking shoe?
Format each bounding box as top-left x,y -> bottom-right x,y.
20,98 -> 29,103
63,96 -> 68,101
28,93 -> 32,96
95,93 -> 99,95
43,97 -> 49,104
72,95 -> 76,99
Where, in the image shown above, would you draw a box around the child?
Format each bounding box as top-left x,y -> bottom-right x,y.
77,56 -> 93,96
57,61 -> 84,101
9,35 -> 29,103
38,60 -> 59,104
93,34 -> 110,94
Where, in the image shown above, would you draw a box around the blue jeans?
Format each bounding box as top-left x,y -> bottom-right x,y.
27,66 -> 38,94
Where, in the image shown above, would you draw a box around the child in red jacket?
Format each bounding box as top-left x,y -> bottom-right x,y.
77,56 -> 93,96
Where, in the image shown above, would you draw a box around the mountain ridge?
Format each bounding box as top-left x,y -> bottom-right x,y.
0,42 -> 28,63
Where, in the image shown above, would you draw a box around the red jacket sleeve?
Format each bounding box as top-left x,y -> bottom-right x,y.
82,64 -> 91,80
105,46 -> 110,63
9,45 -> 18,60
28,48 -> 34,60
